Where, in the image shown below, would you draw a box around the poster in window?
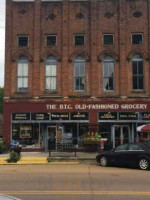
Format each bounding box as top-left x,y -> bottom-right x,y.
20,126 -> 32,138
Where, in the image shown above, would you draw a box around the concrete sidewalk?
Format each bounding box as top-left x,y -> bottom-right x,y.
0,151 -> 98,165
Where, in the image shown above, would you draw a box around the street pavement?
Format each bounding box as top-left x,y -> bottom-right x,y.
0,164 -> 150,200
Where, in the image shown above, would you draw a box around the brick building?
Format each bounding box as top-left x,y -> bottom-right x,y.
3,0 -> 150,151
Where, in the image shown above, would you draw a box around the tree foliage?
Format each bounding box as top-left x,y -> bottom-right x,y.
0,87 -> 4,113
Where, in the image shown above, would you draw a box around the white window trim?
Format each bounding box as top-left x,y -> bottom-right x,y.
17,35 -> 29,47
102,34 -> 114,45
131,33 -> 143,45
74,34 -> 85,46
46,35 -> 57,46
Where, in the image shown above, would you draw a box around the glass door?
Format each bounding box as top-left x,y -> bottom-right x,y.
47,126 -> 57,150
113,125 -> 130,148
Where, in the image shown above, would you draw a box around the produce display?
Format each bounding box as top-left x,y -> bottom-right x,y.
84,132 -> 101,142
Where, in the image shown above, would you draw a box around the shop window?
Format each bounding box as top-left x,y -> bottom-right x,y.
132,55 -> 144,90
103,34 -> 114,45
132,33 -> 143,45
74,56 -> 85,91
46,35 -> 57,46
12,124 -> 42,148
17,56 -> 28,92
74,34 -> 85,46
18,35 -> 28,46
102,56 -> 114,91
45,56 -> 57,91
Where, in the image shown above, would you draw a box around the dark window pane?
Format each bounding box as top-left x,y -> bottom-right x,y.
139,76 -> 144,89
18,36 -> 28,46
103,35 -> 114,45
75,78 -> 80,90
132,34 -> 143,44
115,144 -> 128,151
108,63 -> 114,77
138,61 -> 143,75
132,61 -> 137,75
75,35 -> 84,46
133,76 -> 138,90
109,78 -> 114,90
47,36 -> 57,46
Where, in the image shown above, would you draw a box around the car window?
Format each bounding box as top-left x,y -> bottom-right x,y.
115,144 -> 128,151
129,144 -> 142,151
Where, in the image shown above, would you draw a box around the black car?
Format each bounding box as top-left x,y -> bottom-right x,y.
96,143 -> 150,170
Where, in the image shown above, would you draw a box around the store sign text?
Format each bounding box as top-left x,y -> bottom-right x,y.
46,103 -> 147,110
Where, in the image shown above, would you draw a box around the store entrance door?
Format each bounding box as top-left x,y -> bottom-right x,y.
113,125 -> 130,148
47,126 -> 57,150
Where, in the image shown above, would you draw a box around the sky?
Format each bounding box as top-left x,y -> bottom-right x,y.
0,0 -> 5,87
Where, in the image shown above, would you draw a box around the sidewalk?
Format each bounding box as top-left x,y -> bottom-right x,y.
0,151 -> 98,165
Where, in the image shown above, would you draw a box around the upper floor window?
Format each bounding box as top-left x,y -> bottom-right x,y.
102,56 -> 114,91
18,36 -> 28,47
46,35 -> 57,46
45,56 -> 57,91
103,34 -> 114,45
132,33 -> 143,45
74,34 -> 85,46
74,56 -> 85,91
17,56 -> 28,92
132,55 -> 144,90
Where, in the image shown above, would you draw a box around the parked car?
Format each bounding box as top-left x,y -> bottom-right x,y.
0,195 -> 21,200
96,143 -> 150,170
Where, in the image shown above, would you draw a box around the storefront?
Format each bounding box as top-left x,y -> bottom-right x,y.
3,101 -> 150,151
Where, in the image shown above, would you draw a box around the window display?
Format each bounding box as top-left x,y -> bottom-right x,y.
12,124 -> 42,148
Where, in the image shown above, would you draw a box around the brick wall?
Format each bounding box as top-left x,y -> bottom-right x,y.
4,0 -> 150,101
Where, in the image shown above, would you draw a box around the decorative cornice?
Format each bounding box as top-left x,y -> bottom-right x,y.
40,49 -> 61,62
98,50 -> 119,62
68,50 -> 90,62
12,49 -> 33,62
127,49 -> 149,62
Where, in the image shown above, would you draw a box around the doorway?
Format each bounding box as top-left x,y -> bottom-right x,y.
47,126 -> 57,150
113,125 -> 130,148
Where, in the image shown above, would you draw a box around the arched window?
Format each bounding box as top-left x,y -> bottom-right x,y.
102,56 -> 114,91
132,55 -> 144,90
74,56 -> 85,91
45,56 -> 57,91
17,56 -> 28,91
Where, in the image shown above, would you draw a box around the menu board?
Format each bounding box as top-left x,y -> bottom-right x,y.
12,113 -> 30,120
51,113 -> 69,120
119,112 -> 138,120
31,113 -> 49,120
71,112 -> 89,120
140,112 -> 150,120
20,126 -> 32,138
99,112 -> 117,120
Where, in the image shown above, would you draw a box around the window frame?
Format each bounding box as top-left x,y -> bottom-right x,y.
74,56 -> 86,92
131,33 -> 143,45
102,56 -> 115,92
132,55 -> 144,91
17,35 -> 29,47
74,34 -> 85,46
45,56 -> 57,92
17,56 -> 29,92
103,34 -> 114,45
46,35 -> 57,46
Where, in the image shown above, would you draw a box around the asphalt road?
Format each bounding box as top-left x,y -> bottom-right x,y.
0,164 -> 150,200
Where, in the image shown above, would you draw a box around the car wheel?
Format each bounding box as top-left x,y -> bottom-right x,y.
138,158 -> 149,170
100,156 -> 108,167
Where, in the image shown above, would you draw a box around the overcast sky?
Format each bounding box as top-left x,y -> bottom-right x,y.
0,0 -> 5,87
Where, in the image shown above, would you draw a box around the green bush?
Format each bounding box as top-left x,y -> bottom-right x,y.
7,151 -> 21,163
0,139 -> 9,154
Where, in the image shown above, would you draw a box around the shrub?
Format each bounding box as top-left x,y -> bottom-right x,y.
0,139 -> 9,154
7,151 -> 21,163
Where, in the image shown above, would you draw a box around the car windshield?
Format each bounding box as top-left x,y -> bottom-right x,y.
115,144 -> 128,151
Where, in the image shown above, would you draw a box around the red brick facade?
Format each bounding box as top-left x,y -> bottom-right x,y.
3,0 -> 150,147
